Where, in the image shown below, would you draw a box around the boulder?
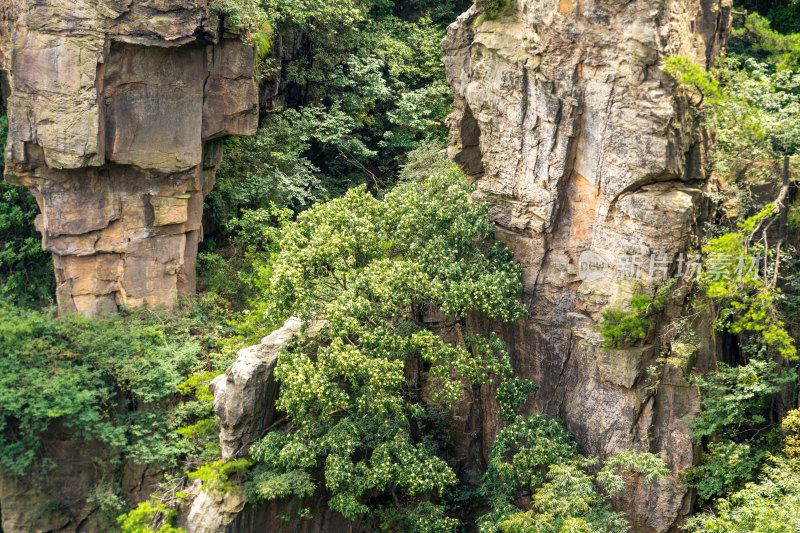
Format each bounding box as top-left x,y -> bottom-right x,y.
210,318 -> 326,460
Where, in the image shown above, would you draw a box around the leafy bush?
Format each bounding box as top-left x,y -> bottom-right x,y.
762,0 -> 800,34
700,207 -> 797,359
117,498 -> 185,533
398,138 -> 456,183
87,483 -> 129,531
736,12 -> 800,68
0,180 -> 55,305
684,441 -> 766,504
0,114 -> 55,305
684,355 -> 796,502
0,302 -> 193,476
0,297 -> 251,479
690,357 -> 795,443
665,22 -> 800,181
784,408 -> 800,459
490,451 -> 668,533
684,456 -> 800,532
188,458 -> 251,496
601,283 -> 671,349
601,294 -> 658,349
478,375 -> 667,532
198,204 -> 288,320
210,0 -> 272,44
247,170 -> 526,529
206,124 -> 323,235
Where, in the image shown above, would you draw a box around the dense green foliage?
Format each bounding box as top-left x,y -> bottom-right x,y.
666,9 -> 800,521
480,409 -> 667,533
600,282 -> 672,349
685,456 -> 800,532
242,171 -> 665,531
0,114 -> 55,305
205,0 -> 463,257
664,52 -> 799,185
738,0 -> 800,34
698,206 -> 797,358
476,381 -> 667,532
491,451 -> 667,533
247,171 -> 526,529
1,2 -> 799,532
684,353 -> 796,502
117,498 -> 185,533
0,298 -> 245,478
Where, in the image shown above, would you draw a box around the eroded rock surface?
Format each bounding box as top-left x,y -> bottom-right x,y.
176,483 -> 247,533
444,1 -> 730,530
179,318 -> 345,533
211,317 -> 318,460
0,0 -> 257,316
0,421 -> 160,533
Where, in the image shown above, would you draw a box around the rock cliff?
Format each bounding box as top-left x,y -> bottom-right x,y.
0,0 -> 258,317
194,1 -> 733,531
443,0 -> 730,530
0,0 -> 735,531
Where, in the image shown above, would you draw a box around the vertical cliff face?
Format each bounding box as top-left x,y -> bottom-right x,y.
444,1 -> 730,530
0,0 -> 258,317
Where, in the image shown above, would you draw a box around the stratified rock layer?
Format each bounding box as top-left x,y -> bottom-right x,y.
1,0 -> 258,316
444,1 -> 730,530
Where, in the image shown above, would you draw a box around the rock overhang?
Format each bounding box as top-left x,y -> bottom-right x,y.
1,0 -> 258,316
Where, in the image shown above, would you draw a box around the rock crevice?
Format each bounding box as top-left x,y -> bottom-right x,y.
444,1 -> 731,530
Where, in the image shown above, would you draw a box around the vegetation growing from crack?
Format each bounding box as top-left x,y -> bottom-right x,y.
666,9 -> 800,523
244,171 -> 666,531
600,280 -> 674,349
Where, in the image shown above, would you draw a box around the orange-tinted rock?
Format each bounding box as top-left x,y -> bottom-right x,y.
443,0 -> 731,530
1,0 -> 258,318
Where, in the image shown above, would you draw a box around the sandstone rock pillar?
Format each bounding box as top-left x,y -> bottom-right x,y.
1,1 -> 258,316
443,0 -> 731,530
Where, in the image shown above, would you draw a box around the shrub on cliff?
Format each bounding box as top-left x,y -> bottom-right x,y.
666,13 -> 800,513
0,298 -> 243,479
0,114 -> 56,305
600,281 -> 673,349
245,171 -> 666,531
247,170 -> 526,529
684,455 -> 800,532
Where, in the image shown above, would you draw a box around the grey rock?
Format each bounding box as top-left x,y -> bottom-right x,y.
211,318 -> 311,460
444,0 -> 731,530
178,483 -> 247,533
